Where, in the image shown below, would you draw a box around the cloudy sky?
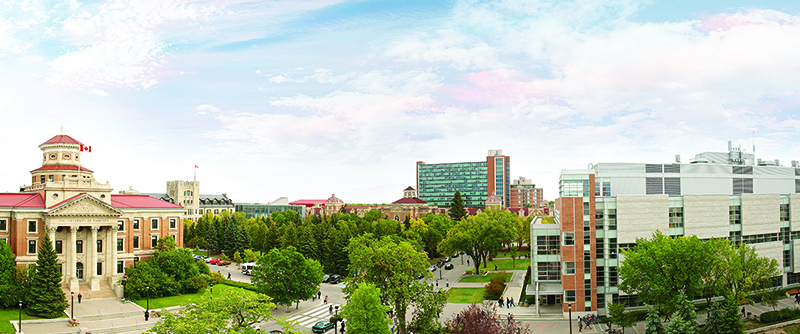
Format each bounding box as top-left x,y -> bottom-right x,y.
1,0 -> 799,204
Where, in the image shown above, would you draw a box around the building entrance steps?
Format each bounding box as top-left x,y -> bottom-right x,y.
12,298 -> 153,334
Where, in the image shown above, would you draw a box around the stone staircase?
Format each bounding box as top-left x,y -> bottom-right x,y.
60,281 -> 118,300
15,297 -> 155,334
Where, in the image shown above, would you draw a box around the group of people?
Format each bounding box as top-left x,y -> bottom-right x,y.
498,296 -> 516,308
576,316 -> 593,332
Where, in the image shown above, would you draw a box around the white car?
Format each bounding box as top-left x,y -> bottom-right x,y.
427,265 -> 436,272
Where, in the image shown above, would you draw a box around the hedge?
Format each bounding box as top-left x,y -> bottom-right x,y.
760,308 -> 800,323
220,280 -> 258,292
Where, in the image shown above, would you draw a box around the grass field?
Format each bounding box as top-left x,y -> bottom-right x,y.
133,284 -> 253,310
458,272 -> 513,283
483,258 -> 528,271
0,307 -> 63,334
447,288 -> 485,304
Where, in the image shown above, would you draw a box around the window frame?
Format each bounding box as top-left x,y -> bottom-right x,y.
151,218 -> 159,230
133,219 -> 140,230
151,235 -> 158,248
27,220 -> 37,234
0,219 -> 7,232
97,239 -> 103,253
27,239 -> 37,254
96,262 -> 102,276
76,240 -> 83,254
564,261 -> 576,275
169,218 -> 177,230
55,240 -> 63,254
133,236 -> 139,249
117,220 -> 125,232
563,232 -> 575,246
117,238 -> 124,252
117,261 -> 123,274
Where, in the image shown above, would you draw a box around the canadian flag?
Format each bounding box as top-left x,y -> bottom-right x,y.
80,144 -> 92,152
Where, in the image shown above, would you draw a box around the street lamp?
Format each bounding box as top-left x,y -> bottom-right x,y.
568,303 -> 572,334
70,292 -> 74,320
17,301 -> 21,334
146,283 -> 150,314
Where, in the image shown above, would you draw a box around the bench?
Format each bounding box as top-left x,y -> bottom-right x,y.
786,289 -> 800,296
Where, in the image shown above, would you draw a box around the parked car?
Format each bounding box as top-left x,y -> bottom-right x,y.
444,256 -> 451,262
267,331 -> 283,334
218,260 -> 231,266
452,253 -> 459,258
322,274 -> 330,283
414,273 -> 424,279
329,274 -> 342,284
242,263 -> 256,275
427,265 -> 436,272
204,257 -> 213,263
444,263 -> 454,270
209,258 -> 221,265
312,321 -> 334,333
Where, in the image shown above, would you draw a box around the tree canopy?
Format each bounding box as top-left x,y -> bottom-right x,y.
438,211 -> 517,274
340,283 -> 391,334
26,234 -> 66,318
252,246 -> 324,309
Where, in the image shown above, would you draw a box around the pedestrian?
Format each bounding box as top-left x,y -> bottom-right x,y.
795,295 -> 800,305
494,265 -> 497,271
145,310 -> 150,321
498,297 -> 504,308
78,293 -> 82,303
324,295 -> 328,304
467,259 -> 470,266
312,295 -> 316,302
436,281 -> 439,289
664,313 -> 670,322
585,317 -> 592,330
507,313 -> 511,323
210,285 -> 213,294
446,279 -> 449,288
318,291 -> 322,299
741,306 -> 746,317
578,318 -> 583,332
227,272 -> 231,280
329,304 -> 333,314
510,297 -> 515,307
506,297 -> 510,307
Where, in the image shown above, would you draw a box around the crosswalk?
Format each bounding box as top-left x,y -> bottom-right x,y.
288,303 -> 343,328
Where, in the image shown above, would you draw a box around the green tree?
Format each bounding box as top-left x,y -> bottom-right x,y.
644,305 -> 665,334
252,246 -> 324,310
346,235 -> 430,334
243,249 -> 259,263
448,190 -> 467,222
716,242 -> 780,304
608,303 -> 636,334
147,288 -> 278,334
701,299 -> 743,334
618,231 -> 714,314
409,288 -> 448,334
233,251 -> 243,266
438,212 -> 516,274
0,241 -> 21,308
340,283 -> 391,334
26,235 -> 66,318
665,290 -> 699,334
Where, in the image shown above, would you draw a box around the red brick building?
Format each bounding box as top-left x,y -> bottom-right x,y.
0,130 -> 184,296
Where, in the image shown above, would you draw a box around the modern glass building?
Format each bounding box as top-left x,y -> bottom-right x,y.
416,150 -> 510,208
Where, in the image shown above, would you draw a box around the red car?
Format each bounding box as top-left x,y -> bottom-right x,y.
218,260 -> 231,266
209,258 -> 221,265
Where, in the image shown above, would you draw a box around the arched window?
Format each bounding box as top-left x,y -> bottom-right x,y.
394,215 -> 400,221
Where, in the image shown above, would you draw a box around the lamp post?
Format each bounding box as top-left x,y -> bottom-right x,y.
17,301 -> 21,334
146,283 -> 150,313
70,292 -> 74,320
568,303 -> 572,334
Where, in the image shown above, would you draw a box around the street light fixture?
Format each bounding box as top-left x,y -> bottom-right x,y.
17,301 -> 22,334
568,303 -> 572,334
146,283 -> 150,314
70,292 -> 74,321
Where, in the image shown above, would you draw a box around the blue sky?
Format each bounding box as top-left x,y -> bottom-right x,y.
1,0 -> 799,204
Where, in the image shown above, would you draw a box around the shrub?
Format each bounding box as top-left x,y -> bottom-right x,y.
195,260 -> 211,275
465,270 -> 473,275
209,272 -> 225,284
221,280 -> 257,292
489,275 -> 507,285
181,276 -> 208,294
484,281 -> 504,300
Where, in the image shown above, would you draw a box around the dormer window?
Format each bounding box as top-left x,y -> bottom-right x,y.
63,154 -> 70,159
49,154 -> 56,159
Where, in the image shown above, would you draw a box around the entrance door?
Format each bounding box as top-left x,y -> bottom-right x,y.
76,262 -> 84,280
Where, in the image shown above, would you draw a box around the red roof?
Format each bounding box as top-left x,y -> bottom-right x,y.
111,195 -> 183,209
0,193 -> 45,208
31,165 -> 94,173
404,186 -> 415,191
392,197 -> 428,205
289,199 -> 327,207
40,134 -> 83,146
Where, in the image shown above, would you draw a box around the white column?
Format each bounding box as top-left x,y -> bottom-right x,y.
69,226 -> 78,292
46,224 -> 56,247
107,226 -> 119,282
89,226 -> 99,290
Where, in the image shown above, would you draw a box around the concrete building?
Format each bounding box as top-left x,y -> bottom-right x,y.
235,197 -> 305,219
142,181 -> 234,220
0,130 -> 184,296
530,148 -> 800,317
416,149 -> 510,208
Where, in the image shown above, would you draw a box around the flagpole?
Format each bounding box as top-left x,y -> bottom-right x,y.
194,166 -> 196,182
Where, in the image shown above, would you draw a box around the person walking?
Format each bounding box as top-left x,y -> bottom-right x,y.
578,318 -> 583,332
741,306 -> 746,318
329,304 -> 333,314
467,259 -> 470,266
436,281 -> 439,289
506,297 -> 511,307
227,272 -> 231,280
324,295 -> 328,304
498,297 -> 504,308
446,279 -> 449,288
510,297 -> 515,307
144,310 -> 150,321
78,293 -> 82,303
507,313 -> 511,323
318,291 -> 322,299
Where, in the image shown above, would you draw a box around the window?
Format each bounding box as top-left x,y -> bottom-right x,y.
97,240 -> 103,253
214,209 -> 219,214
55,240 -> 63,254
133,236 -> 139,249
781,204 -> 790,222
28,240 -> 36,254
133,219 -> 140,230
537,262 -> 561,281
151,219 -> 158,229
117,261 -> 123,274
151,235 -> 158,248
564,262 -> 576,275
48,175 -> 54,182
730,205 -> 741,225
669,207 -> 684,228
169,218 -> 177,229
76,240 -> 83,253
565,290 -> 576,303
117,220 -> 124,231
563,232 -> 575,246
97,263 -> 102,275
0,219 -> 6,231
117,238 -> 124,252
28,220 -> 36,233
40,175 -> 45,183
536,235 -> 560,255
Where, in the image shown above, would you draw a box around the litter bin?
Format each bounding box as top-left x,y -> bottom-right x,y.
747,312 -> 752,319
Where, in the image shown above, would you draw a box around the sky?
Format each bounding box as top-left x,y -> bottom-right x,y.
1,0 -> 800,204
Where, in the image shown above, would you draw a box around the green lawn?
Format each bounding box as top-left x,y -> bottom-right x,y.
483,258 -> 528,271
133,284 -> 253,310
458,272 -> 513,283
447,288 -> 485,304
0,308 -> 63,334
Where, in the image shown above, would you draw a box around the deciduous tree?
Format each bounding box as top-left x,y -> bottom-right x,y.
252,246 -> 324,310
438,212 -> 516,274
446,302 -> 530,334
340,283 -> 391,334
